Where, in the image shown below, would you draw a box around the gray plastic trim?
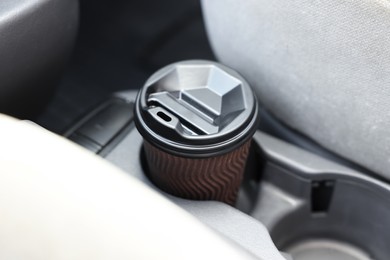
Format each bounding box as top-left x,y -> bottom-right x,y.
251,132 -> 390,260
107,90 -> 286,260
105,90 -> 390,260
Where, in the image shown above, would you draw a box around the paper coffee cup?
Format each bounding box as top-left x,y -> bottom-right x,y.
134,60 -> 259,205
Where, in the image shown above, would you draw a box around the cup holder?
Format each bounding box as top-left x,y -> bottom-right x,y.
271,175 -> 390,260
242,132 -> 390,260
284,239 -> 372,260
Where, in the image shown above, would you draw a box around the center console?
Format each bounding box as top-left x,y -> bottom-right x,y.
65,74 -> 390,260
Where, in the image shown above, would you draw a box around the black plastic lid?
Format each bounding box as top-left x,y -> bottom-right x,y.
134,60 -> 259,157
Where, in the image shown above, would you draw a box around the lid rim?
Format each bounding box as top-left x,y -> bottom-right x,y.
134,60 -> 259,158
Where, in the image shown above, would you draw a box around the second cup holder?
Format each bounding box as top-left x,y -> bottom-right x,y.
241,132 -> 390,260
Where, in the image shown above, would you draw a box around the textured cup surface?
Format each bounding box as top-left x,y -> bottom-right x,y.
144,140 -> 251,205
135,60 -> 258,205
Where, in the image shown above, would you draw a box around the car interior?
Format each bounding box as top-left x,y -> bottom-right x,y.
1,0 -> 390,259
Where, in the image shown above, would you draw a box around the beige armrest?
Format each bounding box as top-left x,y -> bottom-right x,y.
0,115 -> 256,260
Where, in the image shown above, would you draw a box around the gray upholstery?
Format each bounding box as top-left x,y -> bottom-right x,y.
201,0 -> 390,179
0,0 -> 78,118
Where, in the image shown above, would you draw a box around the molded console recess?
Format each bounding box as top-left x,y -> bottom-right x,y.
248,132 -> 390,260
68,90 -> 390,260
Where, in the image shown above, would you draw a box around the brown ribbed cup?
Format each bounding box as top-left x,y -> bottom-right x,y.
144,140 -> 252,205
135,61 -> 259,206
